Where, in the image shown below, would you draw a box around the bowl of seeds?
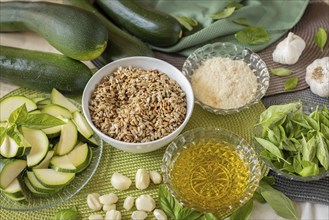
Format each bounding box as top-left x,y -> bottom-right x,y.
82,57 -> 194,153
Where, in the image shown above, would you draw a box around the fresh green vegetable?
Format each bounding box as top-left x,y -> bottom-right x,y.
63,0 -> 154,64
204,213 -> 218,220
254,102 -> 329,177
314,27 -> 327,51
284,76 -> 298,91
95,0 -> 182,46
270,68 -> 292,76
235,26 -> 271,45
176,16 -> 198,31
158,185 -> 203,220
0,159 -> 27,189
53,206 -> 78,220
0,46 -> 93,94
0,1 -> 108,60
229,199 -> 253,220
225,0 -> 244,9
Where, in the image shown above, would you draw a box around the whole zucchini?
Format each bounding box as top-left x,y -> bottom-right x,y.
64,0 -> 154,64
0,46 -> 93,94
96,0 -> 182,47
0,1 -> 108,61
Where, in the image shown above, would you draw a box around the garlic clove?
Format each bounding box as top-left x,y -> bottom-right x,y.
272,32 -> 306,65
305,57 -> 329,98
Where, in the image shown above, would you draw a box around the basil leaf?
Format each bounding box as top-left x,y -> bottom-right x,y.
267,129 -> 279,145
302,135 -> 317,162
204,213 -> 218,220
319,114 -> 329,127
316,134 -> 329,170
176,16 -> 198,31
253,191 -> 266,203
314,27 -> 327,51
158,185 -> 177,219
261,190 -> 298,219
6,125 -> 26,147
293,157 -> 303,173
235,26 -> 270,45
254,137 -> 285,161
321,123 -> 329,140
8,104 -> 28,125
229,199 -> 253,220
53,206 -> 78,220
178,208 -> 203,220
20,113 -> 65,129
232,17 -> 250,26
260,150 -> 277,161
298,161 -> 319,176
262,176 -> 275,185
0,127 -> 6,146
284,76 -> 298,91
303,114 -> 320,131
270,68 -> 292,77
211,7 -> 236,20
226,0 -> 244,9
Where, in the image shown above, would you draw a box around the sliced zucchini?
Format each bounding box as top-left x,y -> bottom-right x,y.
41,104 -> 73,119
32,97 -> 48,103
22,127 -> 49,167
0,96 -> 37,121
67,143 -> 91,173
55,120 -> 77,155
0,159 -> 27,189
42,125 -> 62,138
3,191 -> 25,201
50,155 -> 76,173
32,168 -> 75,188
3,178 -> 24,198
33,150 -> 54,169
79,135 -> 99,148
26,171 -> 58,192
0,135 -> 25,158
23,177 -> 49,197
73,111 -> 94,139
37,98 -> 51,105
52,88 -> 79,113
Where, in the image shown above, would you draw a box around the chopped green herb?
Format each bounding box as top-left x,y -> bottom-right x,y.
176,16 -> 198,31
232,17 -> 250,26
314,27 -> 327,51
235,26 -> 270,45
270,68 -> 292,76
211,7 -> 236,20
284,76 -> 298,91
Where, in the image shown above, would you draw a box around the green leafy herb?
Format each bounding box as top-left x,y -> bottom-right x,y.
235,26 -> 270,45
229,199 -> 253,220
298,160 -> 319,176
255,137 -> 286,161
8,104 -> 28,125
211,7 -> 236,20
158,185 -> 203,220
20,113 -> 65,129
232,17 -> 250,26
261,190 -> 298,219
53,206 -> 78,220
176,16 -> 198,31
270,68 -> 292,76
284,76 -> 298,91
0,127 -> 7,146
316,134 -> 329,170
253,191 -> 266,203
226,0 -> 244,10
314,27 -> 327,51
204,213 -> 218,220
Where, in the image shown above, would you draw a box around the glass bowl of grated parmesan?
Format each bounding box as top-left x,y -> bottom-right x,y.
182,42 -> 270,115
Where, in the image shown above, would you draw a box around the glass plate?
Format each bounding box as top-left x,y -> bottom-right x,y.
0,88 -> 103,211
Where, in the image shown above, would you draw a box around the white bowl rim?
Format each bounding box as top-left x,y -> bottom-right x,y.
82,56 -> 194,148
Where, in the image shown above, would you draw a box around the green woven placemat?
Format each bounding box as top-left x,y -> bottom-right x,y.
0,88 -> 266,220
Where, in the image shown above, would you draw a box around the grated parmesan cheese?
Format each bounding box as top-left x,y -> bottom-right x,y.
191,57 -> 257,109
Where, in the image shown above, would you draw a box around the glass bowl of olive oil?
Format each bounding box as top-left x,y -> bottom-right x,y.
162,127 -> 261,218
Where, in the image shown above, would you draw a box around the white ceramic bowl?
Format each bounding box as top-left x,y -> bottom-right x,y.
82,57 -> 194,153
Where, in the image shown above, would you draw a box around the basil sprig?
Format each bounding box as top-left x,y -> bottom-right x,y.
254,102 -> 329,177
235,26 -> 271,45
0,103 -> 65,146
210,0 -> 244,20
53,206 -> 78,220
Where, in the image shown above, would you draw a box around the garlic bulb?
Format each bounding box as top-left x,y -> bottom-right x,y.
272,32 -> 306,65
305,57 -> 329,97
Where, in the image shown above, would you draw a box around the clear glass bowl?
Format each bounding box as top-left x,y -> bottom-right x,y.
253,101 -> 329,182
0,91 -> 103,211
162,127 -> 261,219
182,42 -> 270,115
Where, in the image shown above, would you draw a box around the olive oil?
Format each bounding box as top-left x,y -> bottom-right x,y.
170,140 -> 250,213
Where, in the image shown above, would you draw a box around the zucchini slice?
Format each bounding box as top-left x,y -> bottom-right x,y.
23,177 -> 49,197
73,111 -> 94,139
22,127 -> 49,167
0,96 -> 37,121
50,155 -> 76,173
78,135 -> 99,148
32,168 -> 75,188
3,191 -> 25,201
3,178 -> 24,198
26,171 -> 58,192
51,88 -> 79,113
42,125 -> 62,138
67,143 -> 91,173
0,135 -> 24,158
33,150 -> 54,169
55,120 -> 78,155
41,104 -> 73,119
0,159 -> 27,189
